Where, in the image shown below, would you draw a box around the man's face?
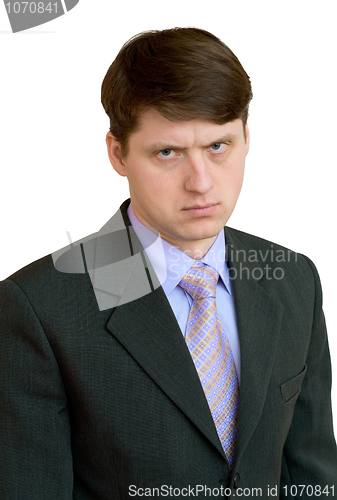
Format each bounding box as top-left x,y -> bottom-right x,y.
107,108 -> 249,257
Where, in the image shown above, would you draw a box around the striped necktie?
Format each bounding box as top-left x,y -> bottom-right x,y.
179,261 -> 239,469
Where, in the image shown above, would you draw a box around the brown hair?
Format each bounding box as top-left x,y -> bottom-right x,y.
101,27 -> 253,156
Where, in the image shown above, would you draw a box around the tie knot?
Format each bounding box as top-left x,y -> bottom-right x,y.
179,262 -> 219,300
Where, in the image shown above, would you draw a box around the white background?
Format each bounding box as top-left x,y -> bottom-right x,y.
1,1 -> 336,431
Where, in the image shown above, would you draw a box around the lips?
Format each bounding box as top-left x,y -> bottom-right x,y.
183,203 -> 218,217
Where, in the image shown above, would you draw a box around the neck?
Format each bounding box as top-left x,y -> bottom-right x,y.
161,235 -> 217,261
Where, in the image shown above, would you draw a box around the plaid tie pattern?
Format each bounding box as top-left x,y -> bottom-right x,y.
179,262 -> 239,469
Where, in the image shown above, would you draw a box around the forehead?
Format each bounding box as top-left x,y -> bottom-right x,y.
129,108 -> 244,150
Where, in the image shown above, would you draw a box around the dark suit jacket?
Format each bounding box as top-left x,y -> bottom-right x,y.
1,200 -> 336,499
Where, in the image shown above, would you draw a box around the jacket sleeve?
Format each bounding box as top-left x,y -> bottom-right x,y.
0,279 -> 73,499
280,256 -> 337,495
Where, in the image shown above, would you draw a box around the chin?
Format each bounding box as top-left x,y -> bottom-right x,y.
187,219 -> 226,239
179,228 -> 223,244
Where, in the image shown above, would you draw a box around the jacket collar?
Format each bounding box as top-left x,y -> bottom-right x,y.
53,200 -> 162,311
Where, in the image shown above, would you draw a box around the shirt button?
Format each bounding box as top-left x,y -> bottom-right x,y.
233,473 -> 240,489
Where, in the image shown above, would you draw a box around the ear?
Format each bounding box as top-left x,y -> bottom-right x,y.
106,131 -> 127,176
244,122 -> 250,155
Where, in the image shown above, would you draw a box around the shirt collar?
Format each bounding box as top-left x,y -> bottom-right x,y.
127,203 -> 231,296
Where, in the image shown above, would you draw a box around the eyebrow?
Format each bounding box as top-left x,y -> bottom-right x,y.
147,134 -> 237,152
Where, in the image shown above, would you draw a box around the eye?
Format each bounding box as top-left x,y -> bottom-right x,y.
157,149 -> 176,159
209,143 -> 227,153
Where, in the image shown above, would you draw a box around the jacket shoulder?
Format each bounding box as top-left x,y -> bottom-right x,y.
6,254 -> 57,288
224,225 -> 319,286
225,226 -> 295,253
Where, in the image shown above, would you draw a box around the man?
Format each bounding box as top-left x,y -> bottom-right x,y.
0,28 -> 336,499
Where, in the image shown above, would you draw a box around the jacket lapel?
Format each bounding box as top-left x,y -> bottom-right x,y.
106,286 -> 225,458
224,228 -> 284,464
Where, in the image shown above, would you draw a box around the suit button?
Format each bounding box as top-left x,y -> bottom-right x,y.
233,473 -> 240,489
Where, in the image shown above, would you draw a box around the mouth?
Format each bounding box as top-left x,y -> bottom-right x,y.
182,203 -> 219,217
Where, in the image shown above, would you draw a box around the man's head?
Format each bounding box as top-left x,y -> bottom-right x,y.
101,27 -> 252,157
102,28 -> 252,258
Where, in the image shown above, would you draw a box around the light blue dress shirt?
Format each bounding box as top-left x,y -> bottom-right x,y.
127,204 -> 241,383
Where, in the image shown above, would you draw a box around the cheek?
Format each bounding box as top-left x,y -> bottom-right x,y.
128,169 -> 154,195
234,165 -> 245,189
220,163 -> 244,191
143,171 -> 179,198
131,172 -> 174,208
229,154 -> 246,182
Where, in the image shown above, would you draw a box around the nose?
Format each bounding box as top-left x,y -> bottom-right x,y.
184,154 -> 214,194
